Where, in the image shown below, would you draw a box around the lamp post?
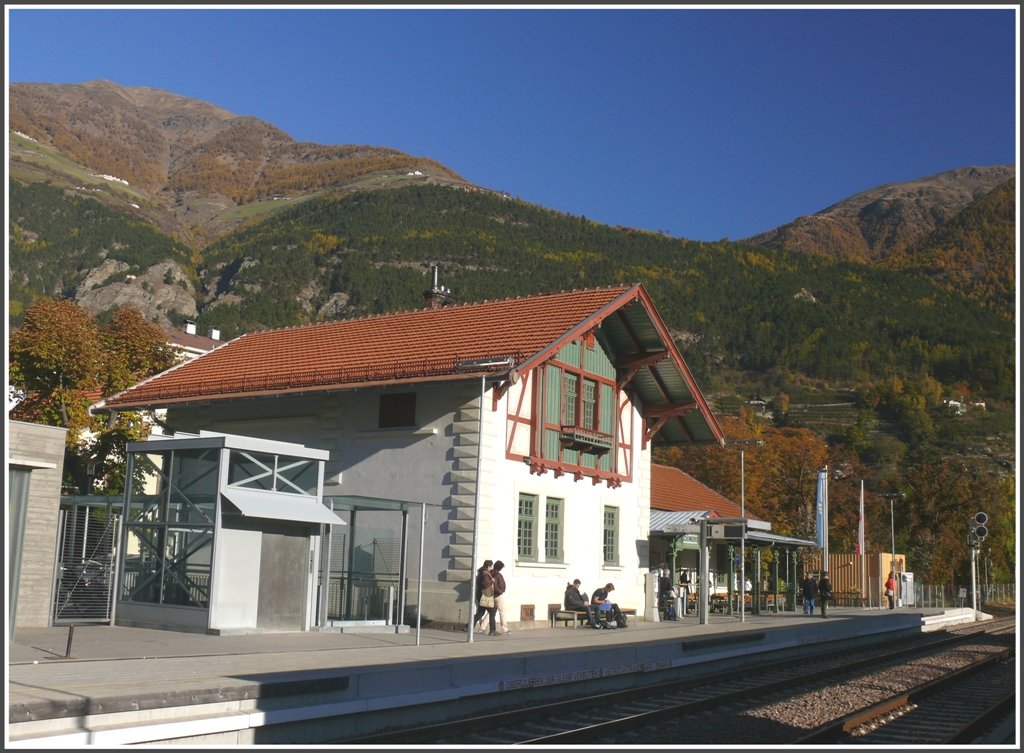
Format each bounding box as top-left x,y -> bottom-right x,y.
455,356 -> 516,643
878,492 -> 904,606
725,439 -> 764,623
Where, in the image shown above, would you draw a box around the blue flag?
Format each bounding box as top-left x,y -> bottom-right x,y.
815,468 -> 827,549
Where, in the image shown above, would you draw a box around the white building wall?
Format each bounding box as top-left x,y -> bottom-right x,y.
481,376 -> 651,625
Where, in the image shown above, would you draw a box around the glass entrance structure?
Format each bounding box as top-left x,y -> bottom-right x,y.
118,431 -> 335,634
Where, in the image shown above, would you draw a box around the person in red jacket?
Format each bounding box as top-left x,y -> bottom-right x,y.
885,572 -> 897,610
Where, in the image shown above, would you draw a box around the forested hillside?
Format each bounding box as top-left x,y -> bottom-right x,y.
194,184 -> 1015,400
881,177 -> 1016,318
9,178 -> 1015,408
8,180 -> 195,323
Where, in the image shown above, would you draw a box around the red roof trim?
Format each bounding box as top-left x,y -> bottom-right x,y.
513,284 -> 643,376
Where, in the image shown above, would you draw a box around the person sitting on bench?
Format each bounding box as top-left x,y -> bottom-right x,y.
591,582 -> 624,627
564,579 -> 600,628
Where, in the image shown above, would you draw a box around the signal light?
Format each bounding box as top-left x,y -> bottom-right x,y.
972,512 -> 989,541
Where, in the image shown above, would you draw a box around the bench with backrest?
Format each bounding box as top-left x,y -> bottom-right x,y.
550,609 -> 592,628
550,606 -> 637,628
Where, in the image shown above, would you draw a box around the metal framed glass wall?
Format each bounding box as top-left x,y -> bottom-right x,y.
121,448 -> 218,610
321,496 -> 419,627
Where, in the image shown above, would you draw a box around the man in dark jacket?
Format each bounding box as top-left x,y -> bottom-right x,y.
818,572 -> 833,618
801,573 -> 818,615
564,579 -> 600,628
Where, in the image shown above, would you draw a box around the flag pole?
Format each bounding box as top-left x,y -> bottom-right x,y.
823,466 -> 829,568
858,480 -> 866,606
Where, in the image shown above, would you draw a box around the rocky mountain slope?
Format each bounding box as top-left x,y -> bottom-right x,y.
9,79 -> 470,246
8,79 -> 1016,350
743,165 -> 1015,263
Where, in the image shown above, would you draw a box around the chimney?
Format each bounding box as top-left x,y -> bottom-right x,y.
423,264 -> 457,309
184,320 -> 197,335
208,328 -> 221,341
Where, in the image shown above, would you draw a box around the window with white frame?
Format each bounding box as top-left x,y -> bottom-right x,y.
581,378 -> 597,430
564,373 -> 578,426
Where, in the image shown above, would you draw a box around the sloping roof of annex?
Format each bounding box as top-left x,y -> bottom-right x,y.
94,283 -> 725,446
650,463 -> 760,519
649,464 -> 817,547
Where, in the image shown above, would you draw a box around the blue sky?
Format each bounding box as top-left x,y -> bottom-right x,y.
5,4 -> 1019,241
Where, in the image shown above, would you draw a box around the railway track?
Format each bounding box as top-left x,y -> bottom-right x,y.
344,615 -> 1015,745
796,649 -> 1015,745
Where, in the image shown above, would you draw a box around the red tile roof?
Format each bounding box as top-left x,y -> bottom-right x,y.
651,463 -> 759,520
100,285 -> 642,410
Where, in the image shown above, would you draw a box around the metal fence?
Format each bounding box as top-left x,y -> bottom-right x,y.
52,502 -> 121,625
913,581 -> 1017,609
797,581 -> 1016,610
324,574 -> 402,623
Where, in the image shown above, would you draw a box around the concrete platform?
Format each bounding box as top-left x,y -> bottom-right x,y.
5,606 -> 972,746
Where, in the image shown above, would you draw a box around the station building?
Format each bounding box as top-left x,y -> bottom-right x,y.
93,281 -> 726,633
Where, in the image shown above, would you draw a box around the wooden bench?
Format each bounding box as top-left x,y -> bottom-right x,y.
549,607 -> 637,628
550,609 -> 591,628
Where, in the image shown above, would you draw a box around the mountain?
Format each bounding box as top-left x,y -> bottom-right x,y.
743,165 -> 1014,263
880,176 -> 1016,318
7,80 -> 1017,481
7,82 -> 1017,401
9,80 -> 471,246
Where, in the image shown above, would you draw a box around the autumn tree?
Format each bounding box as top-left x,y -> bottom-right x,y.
898,462 -> 1016,586
9,298 -> 102,436
9,298 -> 180,493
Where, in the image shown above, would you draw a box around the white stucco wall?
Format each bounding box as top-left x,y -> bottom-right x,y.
481,378 -> 651,625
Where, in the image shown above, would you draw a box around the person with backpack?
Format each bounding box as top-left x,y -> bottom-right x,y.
592,582 -> 626,628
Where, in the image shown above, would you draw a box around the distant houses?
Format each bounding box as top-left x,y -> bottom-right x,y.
95,173 -> 129,186
942,397 -> 986,415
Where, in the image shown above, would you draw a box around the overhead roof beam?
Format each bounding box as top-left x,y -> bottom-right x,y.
643,401 -> 698,419
616,350 -> 669,389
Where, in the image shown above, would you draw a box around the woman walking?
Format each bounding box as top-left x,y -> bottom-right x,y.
473,560 -> 497,635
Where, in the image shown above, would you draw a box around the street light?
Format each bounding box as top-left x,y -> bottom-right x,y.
878,492 -> 904,606
725,439 -> 764,623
